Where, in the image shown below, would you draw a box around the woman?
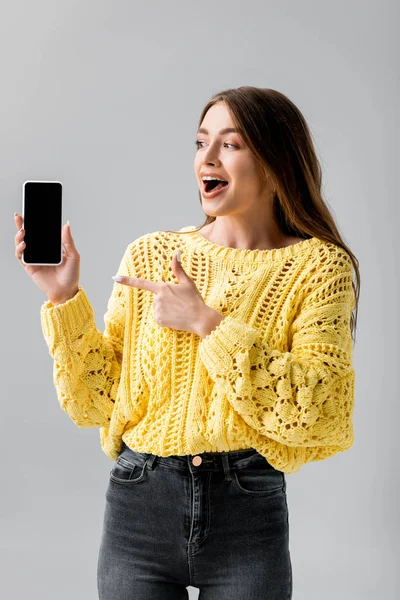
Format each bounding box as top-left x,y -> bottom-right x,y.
14,86 -> 360,599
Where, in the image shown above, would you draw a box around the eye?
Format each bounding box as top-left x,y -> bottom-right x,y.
194,140 -> 237,149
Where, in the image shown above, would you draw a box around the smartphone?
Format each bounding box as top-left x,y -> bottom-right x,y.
21,180 -> 63,266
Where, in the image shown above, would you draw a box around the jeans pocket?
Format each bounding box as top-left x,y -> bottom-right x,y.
232,459 -> 285,497
109,456 -> 147,485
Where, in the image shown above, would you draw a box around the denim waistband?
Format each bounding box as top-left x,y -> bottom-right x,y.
118,441 -> 271,475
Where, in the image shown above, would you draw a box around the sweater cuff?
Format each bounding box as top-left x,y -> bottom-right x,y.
198,315 -> 260,380
40,286 -> 94,348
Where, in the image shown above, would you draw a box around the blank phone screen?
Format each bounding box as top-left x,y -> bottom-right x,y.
22,181 -> 62,265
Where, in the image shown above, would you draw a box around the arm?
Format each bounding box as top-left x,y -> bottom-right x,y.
197,254 -> 356,453
40,243 -> 135,428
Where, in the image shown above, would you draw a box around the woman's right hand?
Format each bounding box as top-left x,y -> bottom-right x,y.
14,212 -> 81,305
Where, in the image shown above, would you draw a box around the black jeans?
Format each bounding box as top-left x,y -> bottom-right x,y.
97,442 -> 293,599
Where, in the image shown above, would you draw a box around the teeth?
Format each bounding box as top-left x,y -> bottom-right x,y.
202,176 -> 221,181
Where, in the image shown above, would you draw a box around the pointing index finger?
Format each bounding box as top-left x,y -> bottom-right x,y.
119,275 -> 161,293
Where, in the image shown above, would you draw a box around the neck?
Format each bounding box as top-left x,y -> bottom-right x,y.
204,217 -> 293,251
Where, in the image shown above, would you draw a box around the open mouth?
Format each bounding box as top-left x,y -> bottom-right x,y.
202,179 -> 229,193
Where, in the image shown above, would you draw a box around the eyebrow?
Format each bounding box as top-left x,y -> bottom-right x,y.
197,127 -> 239,135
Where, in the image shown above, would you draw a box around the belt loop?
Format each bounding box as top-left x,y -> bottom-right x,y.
145,453 -> 157,470
221,453 -> 233,481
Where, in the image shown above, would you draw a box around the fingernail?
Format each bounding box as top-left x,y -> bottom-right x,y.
67,220 -> 70,226
176,248 -> 181,263
112,275 -> 123,282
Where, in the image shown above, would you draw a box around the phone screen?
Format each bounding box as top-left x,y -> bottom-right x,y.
22,180 -> 63,266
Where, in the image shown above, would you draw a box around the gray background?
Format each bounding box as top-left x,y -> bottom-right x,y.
2,1 -> 397,598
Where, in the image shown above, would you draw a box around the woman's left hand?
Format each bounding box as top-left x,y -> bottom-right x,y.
112,249 -> 219,336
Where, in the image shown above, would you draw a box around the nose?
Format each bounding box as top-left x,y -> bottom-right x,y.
202,144 -> 221,166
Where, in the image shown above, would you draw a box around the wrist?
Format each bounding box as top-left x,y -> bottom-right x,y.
49,287 -> 79,306
197,306 -> 224,339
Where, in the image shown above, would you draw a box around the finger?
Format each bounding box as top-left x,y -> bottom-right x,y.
15,239 -> 26,261
15,226 -> 25,247
62,221 -> 78,255
14,212 -> 23,231
115,275 -> 161,294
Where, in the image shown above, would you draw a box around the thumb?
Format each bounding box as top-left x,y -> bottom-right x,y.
172,248 -> 191,283
62,221 -> 77,254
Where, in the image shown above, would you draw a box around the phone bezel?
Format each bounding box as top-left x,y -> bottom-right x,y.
21,180 -> 63,266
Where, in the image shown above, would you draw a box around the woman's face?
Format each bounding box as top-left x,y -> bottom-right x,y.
194,102 -> 271,217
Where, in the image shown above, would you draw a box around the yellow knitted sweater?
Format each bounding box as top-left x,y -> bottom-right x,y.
40,225 -> 356,474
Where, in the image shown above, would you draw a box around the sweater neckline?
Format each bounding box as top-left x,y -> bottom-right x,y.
181,225 -> 321,263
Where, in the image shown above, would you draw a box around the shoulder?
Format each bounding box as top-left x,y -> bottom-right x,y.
117,232 -> 153,277
300,238 -> 354,297
176,225 -> 198,233
122,225 -> 196,274
309,238 -> 354,277
129,225 -> 196,247
130,225 -> 197,252
300,239 -> 355,308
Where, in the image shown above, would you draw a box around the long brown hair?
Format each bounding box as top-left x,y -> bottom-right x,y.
169,86 -> 360,344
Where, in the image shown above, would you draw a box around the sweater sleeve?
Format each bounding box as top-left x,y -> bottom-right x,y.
198,254 -> 356,452
40,243 -> 134,428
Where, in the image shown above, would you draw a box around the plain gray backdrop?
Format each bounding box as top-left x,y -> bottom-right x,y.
2,1 -> 398,598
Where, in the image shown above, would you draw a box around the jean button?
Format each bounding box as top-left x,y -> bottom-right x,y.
192,456 -> 202,466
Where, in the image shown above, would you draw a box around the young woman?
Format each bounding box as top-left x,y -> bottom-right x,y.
14,86 -> 360,600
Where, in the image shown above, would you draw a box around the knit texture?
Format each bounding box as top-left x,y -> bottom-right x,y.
40,225 -> 356,474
